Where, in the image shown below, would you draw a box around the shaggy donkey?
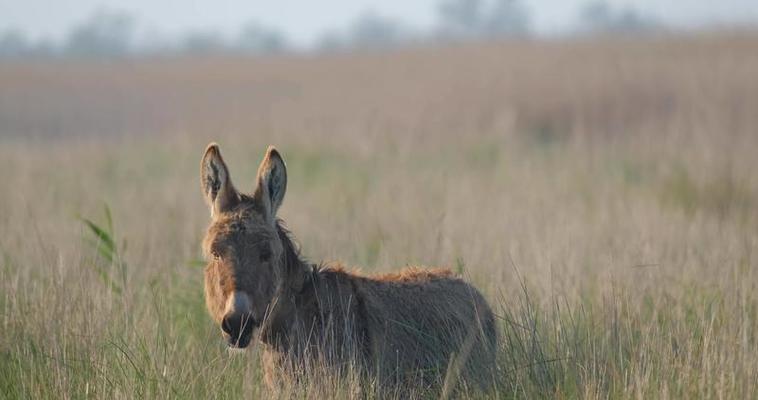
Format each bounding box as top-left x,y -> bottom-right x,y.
200,143 -> 497,394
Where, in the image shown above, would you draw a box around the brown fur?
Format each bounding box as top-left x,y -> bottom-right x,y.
200,143 -> 497,395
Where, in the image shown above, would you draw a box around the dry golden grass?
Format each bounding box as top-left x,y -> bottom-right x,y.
1,32 -> 758,398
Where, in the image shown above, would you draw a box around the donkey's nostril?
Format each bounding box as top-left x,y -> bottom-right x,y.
221,315 -> 235,335
221,312 -> 256,348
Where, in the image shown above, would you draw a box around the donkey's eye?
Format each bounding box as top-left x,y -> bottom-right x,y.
259,247 -> 272,261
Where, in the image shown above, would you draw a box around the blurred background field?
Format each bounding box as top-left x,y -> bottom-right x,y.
1,1 -> 758,398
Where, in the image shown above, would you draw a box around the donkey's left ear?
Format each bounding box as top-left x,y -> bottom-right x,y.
201,143 -> 239,218
254,146 -> 287,217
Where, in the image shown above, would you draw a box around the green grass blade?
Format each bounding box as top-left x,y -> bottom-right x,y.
79,217 -> 116,253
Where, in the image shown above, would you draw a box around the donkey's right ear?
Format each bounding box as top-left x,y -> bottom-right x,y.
200,143 -> 239,218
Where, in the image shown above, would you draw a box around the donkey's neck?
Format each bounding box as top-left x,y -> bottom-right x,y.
275,220 -> 311,292
259,221 -> 310,347
276,220 -> 314,295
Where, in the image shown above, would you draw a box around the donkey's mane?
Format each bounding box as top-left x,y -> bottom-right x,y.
275,219 -> 346,277
275,218 -> 309,275
276,218 -> 455,286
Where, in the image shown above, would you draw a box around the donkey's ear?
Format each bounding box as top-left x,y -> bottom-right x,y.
254,146 -> 287,218
200,143 -> 239,217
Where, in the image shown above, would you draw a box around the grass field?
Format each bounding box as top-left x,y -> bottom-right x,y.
1,33 -> 758,398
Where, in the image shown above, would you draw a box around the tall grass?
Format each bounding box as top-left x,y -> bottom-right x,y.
79,205 -> 127,294
1,33 -> 758,398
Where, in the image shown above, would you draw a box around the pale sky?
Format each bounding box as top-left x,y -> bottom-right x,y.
1,0 -> 757,46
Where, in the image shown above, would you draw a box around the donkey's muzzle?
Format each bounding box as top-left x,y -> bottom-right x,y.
221,312 -> 257,348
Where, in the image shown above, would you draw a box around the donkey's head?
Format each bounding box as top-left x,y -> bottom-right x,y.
200,143 -> 294,349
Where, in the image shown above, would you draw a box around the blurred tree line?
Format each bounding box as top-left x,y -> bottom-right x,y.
0,1 -> 661,59
0,8 -> 289,59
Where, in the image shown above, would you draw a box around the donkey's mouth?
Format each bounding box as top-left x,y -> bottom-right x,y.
227,330 -> 254,349
222,312 -> 258,349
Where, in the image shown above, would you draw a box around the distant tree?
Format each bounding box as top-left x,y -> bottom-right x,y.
579,1 -> 660,34
0,30 -> 31,58
314,11 -> 410,52
236,22 -> 288,54
65,8 -> 136,58
436,0 -> 531,40
348,11 -> 408,49
580,1 -> 613,28
181,30 -> 227,54
612,7 -> 660,33
315,30 -> 345,52
31,39 -> 57,58
437,0 -> 485,38
130,29 -> 174,57
484,0 -> 531,37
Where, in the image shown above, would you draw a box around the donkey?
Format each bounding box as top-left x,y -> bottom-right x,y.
200,143 -> 497,395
